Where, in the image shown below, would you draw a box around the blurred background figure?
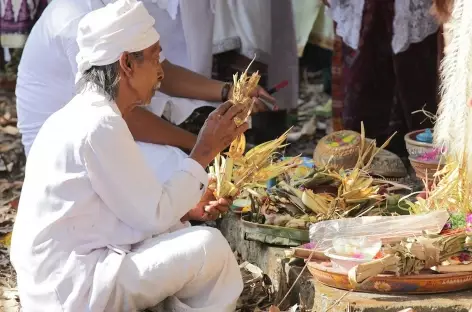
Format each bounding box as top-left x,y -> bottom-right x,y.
212,0 -> 299,143
292,0 -> 334,139
431,0 -> 454,56
0,0 -> 50,85
327,0 -> 439,156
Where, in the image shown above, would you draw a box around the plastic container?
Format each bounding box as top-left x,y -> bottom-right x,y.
332,236 -> 381,259
324,248 -> 373,273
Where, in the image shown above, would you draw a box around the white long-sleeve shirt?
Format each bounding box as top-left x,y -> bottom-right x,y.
10,89 -> 208,311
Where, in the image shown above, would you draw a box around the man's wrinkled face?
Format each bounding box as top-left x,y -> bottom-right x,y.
122,42 -> 164,105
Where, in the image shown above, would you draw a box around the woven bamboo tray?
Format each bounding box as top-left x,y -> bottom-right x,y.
313,130 -> 361,170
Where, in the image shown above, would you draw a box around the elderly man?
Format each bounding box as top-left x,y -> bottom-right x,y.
15,0 -> 272,160
10,1 -> 247,311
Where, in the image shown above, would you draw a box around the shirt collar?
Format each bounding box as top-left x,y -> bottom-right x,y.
81,88 -> 122,116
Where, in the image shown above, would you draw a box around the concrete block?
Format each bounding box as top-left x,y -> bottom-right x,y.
218,214 -> 287,291
218,214 -> 316,309
313,281 -> 472,312
286,265 -> 315,310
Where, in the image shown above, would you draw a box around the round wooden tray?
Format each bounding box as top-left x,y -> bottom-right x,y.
308,260 -> 472,294
291,245 -> 329,261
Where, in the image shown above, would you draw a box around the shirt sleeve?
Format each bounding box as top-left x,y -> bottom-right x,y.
60,18 -> 81,78
82,114 -> 208,234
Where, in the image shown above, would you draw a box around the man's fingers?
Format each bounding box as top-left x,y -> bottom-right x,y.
218,197 -> 232,206
232,109 -> 250,126
233,122 -> 249,137
257,89 -> 276,103
200,212 -> 215,222
214,100 -> 234,116
221,103 -> 245,123
206,201 -> 230,213
202,188 -> 216,201
208,202 -> 229,214
204,205 -> 221,218
252,99 -> 267,113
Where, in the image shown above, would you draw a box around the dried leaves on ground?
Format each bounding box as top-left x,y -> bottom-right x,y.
0,92 -> 22,312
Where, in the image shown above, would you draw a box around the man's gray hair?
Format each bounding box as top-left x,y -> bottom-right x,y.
77,51 -> 144,101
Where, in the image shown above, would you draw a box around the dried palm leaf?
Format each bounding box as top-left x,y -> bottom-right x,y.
230,55 -> 261,140
348,231 -> 468,286
210,130 -> 301,199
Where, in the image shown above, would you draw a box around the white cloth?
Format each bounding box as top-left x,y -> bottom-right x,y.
291,0 -> 334,55
15,0 -> 215,156
213,0 -> 271,64
327,0 -> 439,54
153,0 -> 180,19
212,0 -> 298,109
76,0 -> 160,78
108,226 -> 243,311
10,89 -> 243,311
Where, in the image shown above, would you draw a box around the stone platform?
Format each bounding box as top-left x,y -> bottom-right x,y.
219,213 -> 472,311
218,213 -> 315,309
313,281 -> 472,312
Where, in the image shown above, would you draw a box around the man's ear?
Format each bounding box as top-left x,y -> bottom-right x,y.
119,52 -> 133,78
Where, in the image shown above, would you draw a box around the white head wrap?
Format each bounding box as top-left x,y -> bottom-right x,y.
76,0 -> 160,82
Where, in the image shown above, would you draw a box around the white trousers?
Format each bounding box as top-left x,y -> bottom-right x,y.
104,143 -> 243,311
106,226 -> 243,312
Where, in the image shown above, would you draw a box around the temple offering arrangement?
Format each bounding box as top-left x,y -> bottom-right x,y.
218,47 -> 472,294
236,124 -> 411,233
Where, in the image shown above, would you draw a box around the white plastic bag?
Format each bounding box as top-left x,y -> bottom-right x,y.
309,210 -> 449,251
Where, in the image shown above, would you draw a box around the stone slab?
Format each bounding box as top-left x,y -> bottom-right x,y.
218,213 -> 287,291
218,213 -> 317,310
313,281 -> 472,312
286,264 -> 315,310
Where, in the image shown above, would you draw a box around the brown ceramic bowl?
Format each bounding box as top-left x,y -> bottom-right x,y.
408,156 -> 444,181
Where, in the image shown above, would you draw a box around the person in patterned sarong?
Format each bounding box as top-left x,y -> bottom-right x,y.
325,0 -> 439,156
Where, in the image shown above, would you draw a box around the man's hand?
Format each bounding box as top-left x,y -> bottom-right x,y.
182,188 -> 232,222
228,85 -> 276,113
249,86 -> 276,113
190,101 -> 249,168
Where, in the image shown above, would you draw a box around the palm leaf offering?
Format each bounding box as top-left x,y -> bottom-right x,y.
209,57 -> 302,200
209,129 -> 301,199
348,231 -> 471,286
325,0 -> 472,287
228,55 -> 261,156
238,124 -> 407,230
230,55 -> 260,127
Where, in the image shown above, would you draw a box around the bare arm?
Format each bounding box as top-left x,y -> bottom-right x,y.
159,60 -> 274,112
123,106 -> 197,151
160,60 -> 225,102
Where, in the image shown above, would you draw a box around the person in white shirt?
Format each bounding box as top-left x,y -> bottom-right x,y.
10,1 -> 248,310
16,0 -> 273,158
212,0 -> 299,110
